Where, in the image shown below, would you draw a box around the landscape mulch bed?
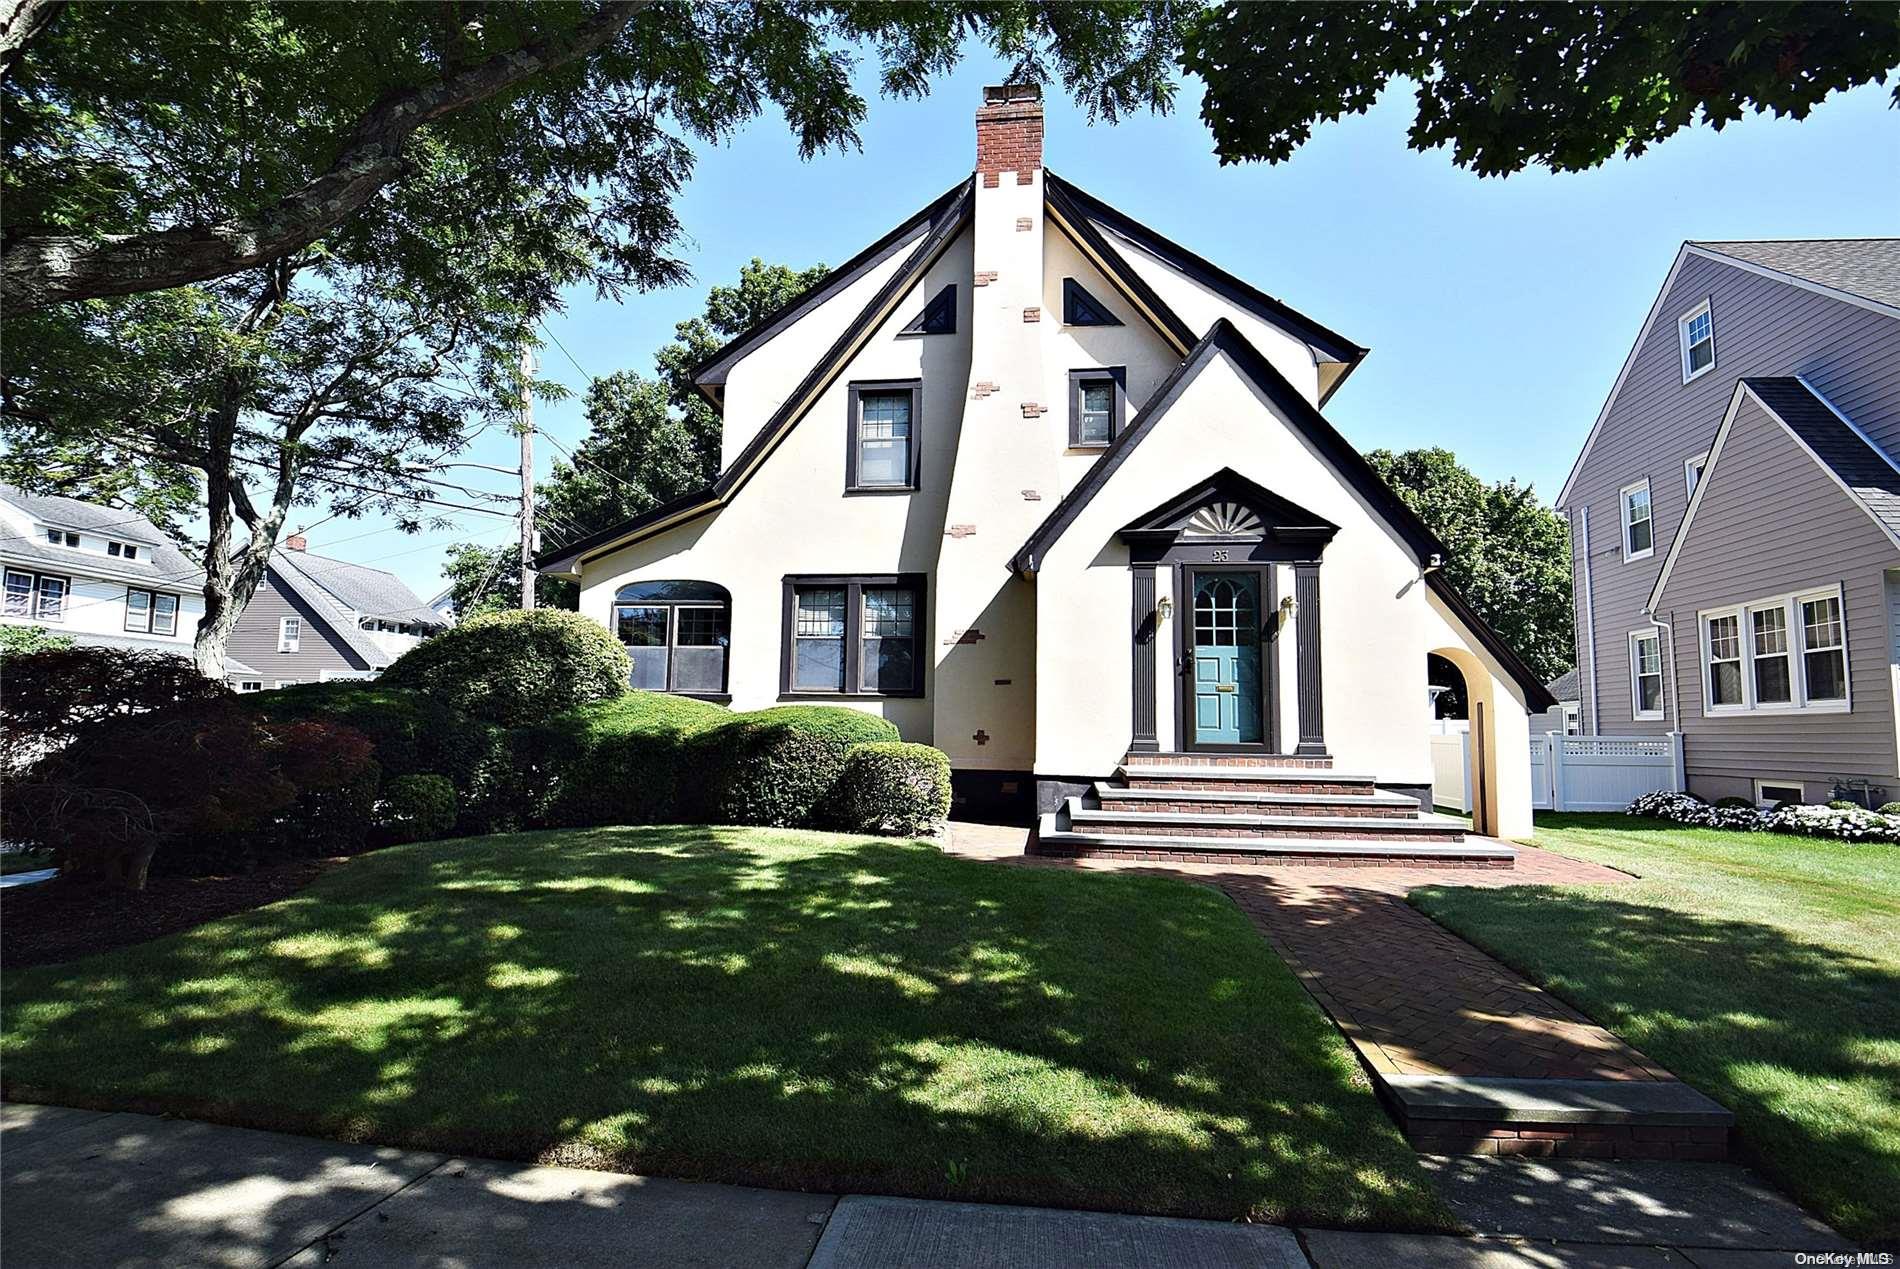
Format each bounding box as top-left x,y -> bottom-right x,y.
1,859 -> 343,968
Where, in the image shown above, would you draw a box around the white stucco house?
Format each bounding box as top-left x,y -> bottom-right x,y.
538,85 -> 1553,854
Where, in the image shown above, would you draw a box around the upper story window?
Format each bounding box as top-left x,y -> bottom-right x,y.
43,527 -> 77,547
782,574 -> 925,698
125,588 -> 179,636
106,541 -> 140,560
1678,299 -> 1715,382
898,284 -> 956,336
1068,367 -> 1128,448
613,580 -> 731,697
3,569 -> 65,621
1699,585 -> 1848,715
1620,479 -> 1653,561
1061,278 -> 1121,327
1684,451 -> 1709,498
845,380 -> 921,493
278,616 -> 301,653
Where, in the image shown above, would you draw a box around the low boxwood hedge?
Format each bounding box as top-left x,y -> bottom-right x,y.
824,742 -> 951,836
375,773 -> 458,845
520,692 -> 730,827
685,706 -> 901,829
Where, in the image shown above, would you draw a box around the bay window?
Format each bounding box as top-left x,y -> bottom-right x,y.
782,574 -> 926,698
1699,585 -> 1849,714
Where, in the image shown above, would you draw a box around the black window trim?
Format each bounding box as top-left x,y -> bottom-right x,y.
1067,366 -> 1128,449
5,568 -> 71,623
844,379 -> 923,495
124,586 -> 181,636
1062,277 -> 1124,327
897,283 -> 957,337
611,582 -> 733,701
780,573 -> 927,699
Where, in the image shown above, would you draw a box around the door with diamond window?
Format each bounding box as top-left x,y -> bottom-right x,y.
1190,571 -> 1263,745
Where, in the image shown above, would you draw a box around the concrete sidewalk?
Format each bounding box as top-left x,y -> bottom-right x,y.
1,1104 -> 1852,1267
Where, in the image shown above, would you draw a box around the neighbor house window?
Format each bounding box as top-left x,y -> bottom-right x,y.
4,570 -> 67,620
1679,299 -> 1715,382
1754,779 -> 1803,809
278,616 -> 301,653
3,570 -> 33,617
1699,585 -> 1849,714
124,588 -> 179,636
782,575 -> 926,698
43,528 -> 77,547
612,580 -> 731,696
1629,629 -> 1664,719
237,680 -> 264,693
1068,367 -> 1127,448
106,541 -> 140,560
1802,593 -> 1846,702
1705,612 -> 1743,707
845,380 -> 921,492
1685,451 -> 1709,498
1621,479 -> 1653,561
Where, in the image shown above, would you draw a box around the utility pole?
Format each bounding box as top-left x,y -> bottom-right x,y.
518,342 -> 537,610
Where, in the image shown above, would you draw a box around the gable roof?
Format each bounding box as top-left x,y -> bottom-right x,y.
0,482 -> 203,586
1118,467 -> 1340,546
1010,318 -> 1444,575
1558,239 -> 1900,508
1046,172 -> 1368,403
1647,376 -> 1900,611
268,548 -> 440,668
539,181 -> 975,575
1546,667 -> 1580,703
1690,239 -> 1900,312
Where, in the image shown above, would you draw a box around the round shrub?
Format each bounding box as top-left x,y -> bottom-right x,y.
1713,795 -> 1756,810
825,742 -> 951,836
686,706 -> 899,828
1880,802 -> 1900,816
380,609 -> 629,727
376,774 -> 458,844
522,692 -> 729,827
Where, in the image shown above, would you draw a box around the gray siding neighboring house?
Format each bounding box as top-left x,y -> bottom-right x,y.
226,537 -> 444,690
1558,238 -> 1900,805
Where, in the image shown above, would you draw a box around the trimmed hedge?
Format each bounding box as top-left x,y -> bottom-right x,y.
376,774 -> 458,845
256,682 -> 513,834
825,742 -> 951,836
380,609 -> 630,727
685,706 -> 900,828
520,692 -> 730,827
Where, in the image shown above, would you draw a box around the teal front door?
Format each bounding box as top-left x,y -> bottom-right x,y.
1191,572 -> 1263,745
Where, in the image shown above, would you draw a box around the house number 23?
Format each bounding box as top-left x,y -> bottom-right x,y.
1209,549 -> 1229,561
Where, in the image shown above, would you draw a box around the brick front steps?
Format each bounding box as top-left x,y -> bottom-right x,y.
1032,758 -> 1515,868
1384,1075 -> 1736,1161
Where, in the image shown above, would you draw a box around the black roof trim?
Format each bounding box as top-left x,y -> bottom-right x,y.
1426,570 -> 1560,713
1044,178 -> 1197,352
1045,171 -> 1368,395
539,181 -> 975,573
1010,318 -> 1443,575
689,177 -> 971,392
1119,467 -> 1340,542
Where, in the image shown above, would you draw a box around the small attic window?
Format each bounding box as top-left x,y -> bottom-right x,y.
107,541 -> 140,560
44,528 -> 77,547
1062,278 -> 1122,327
1679,299 -> 1714,382
898,284 -> 956,336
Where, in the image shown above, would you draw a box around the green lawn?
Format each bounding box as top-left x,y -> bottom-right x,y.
1,827 -> 1451,1231
1413,814 -> 1900,1246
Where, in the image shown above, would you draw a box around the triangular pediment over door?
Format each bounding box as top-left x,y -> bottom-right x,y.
1117,467 -> 1340,560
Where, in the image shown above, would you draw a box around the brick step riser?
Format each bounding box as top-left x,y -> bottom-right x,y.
1034,844 -> 1510,868
1096,797 -> 1418,819
1404,1122 -> 1729,1162
1124,753 -> 1335,770
1077,822 -> 1465,843
1121,778 -> 1378,796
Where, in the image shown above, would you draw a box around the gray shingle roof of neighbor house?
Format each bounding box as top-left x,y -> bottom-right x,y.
1745,376 -> 1900,542
1690,239 -> 1900,311
1545,668 -> 1580,704
267,548 -> 442,669
0,482 -> 203,585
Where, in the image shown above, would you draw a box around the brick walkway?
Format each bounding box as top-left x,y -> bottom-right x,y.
945,823 -> 1666,1082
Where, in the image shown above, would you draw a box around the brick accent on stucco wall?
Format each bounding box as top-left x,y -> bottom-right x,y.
976,84 -> 1042,186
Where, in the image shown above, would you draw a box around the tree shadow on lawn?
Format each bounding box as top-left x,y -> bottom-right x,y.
1,827 -> 1453,1232
1413,883 -> 1900,1248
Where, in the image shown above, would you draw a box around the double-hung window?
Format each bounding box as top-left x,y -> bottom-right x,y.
783,575 -> 926,697
124,588 -> 179,636
1620,479 -> 1653,561
278,616 -> 301,653
845,380 -> 921,492
1679,300 -> 1715,382
1700,585 -> 1849,714
1629,629 -> 1664,719
4,569 -> 66,621
1067,367 -> 1127,448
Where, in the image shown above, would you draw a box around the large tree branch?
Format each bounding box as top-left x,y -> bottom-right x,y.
4,1 -> 647,310
0,0 -> 61,83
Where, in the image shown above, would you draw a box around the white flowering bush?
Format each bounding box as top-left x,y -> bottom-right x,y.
1624,790 -> 1900,844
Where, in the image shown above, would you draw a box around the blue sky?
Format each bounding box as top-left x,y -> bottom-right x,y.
294,57 -> 1900,602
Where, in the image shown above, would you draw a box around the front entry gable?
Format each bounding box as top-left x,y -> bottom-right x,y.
1118,468 -> 1340,560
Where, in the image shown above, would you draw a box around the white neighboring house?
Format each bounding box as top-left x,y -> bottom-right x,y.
224,534 -> 446,691
537,85 -> 1555,846
0,483 -> 258,679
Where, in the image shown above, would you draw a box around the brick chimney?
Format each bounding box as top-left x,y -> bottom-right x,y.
976,82 -> 1042,187
284,532 -> 307,552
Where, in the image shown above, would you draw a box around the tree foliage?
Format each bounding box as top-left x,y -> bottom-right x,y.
1182,2 -> 1900,176
1366,447 -> 1572,682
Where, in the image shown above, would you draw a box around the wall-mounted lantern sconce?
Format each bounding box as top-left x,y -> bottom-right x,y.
1278,593 -> 1297,629
1156,594 -> 1173,622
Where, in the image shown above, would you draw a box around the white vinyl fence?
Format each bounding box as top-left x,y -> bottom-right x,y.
1432,730 -> 1685,814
